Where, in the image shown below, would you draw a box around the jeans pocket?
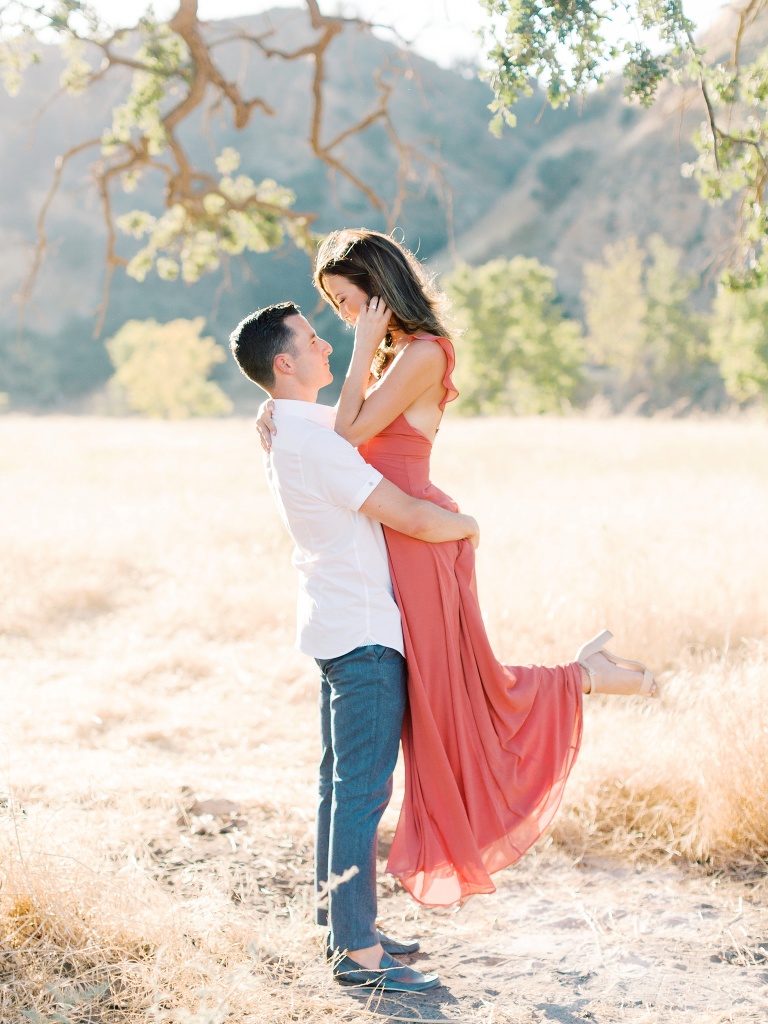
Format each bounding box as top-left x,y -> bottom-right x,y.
373,644 -> 401,663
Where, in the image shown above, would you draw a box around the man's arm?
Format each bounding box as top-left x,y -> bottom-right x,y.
359,478 -> 479,548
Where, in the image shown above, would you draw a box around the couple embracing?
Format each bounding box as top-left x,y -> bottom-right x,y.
229,229 -> 660,994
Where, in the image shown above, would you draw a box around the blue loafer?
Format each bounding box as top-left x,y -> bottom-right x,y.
333,950 -> 440,992
377,929 -> 420,956
326,929 -> 420,961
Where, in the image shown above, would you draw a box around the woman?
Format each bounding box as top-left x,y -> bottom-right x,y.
259,228 -> 659,907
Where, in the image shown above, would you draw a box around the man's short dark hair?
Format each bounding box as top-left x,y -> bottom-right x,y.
229,302 -> 300,391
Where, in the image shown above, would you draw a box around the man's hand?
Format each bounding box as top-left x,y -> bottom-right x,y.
466,517 -> 480,550
256,399 -> 276,453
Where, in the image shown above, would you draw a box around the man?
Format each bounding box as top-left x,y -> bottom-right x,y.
229,303 -> 478,994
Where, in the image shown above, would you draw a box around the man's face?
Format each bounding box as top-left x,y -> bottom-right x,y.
283,314 -> 333,390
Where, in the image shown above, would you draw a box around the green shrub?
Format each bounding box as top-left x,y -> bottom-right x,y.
582,236 -> 722,411
711,286 -> 768,406
445,257 -> 584,414
106,318 -> 232,418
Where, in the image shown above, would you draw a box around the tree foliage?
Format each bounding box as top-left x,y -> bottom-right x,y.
481,0 -> 768,288
3,0 -> 768,421
0,0 -> 423,330
711,284 -> 768,403
4,0 -> 768,332
106,317 -> 232,417
581,234 -> 720,409
445,257 -> 584,414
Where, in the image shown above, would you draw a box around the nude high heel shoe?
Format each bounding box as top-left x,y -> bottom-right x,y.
576,629 -> 660,698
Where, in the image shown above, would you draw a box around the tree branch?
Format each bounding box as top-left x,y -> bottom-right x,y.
686,27 -> 721,174
8,0 -> 443,330
15,136 -> 103,329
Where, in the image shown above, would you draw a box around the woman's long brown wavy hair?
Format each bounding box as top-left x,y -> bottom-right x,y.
314,229 -> 452,377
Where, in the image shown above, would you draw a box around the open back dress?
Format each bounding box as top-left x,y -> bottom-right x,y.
357,334 -> 583,906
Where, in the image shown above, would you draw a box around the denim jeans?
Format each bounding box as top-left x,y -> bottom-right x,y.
314,644 -> 407,953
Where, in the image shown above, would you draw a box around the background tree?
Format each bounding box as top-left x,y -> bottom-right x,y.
2,0 -> 764,420
581,237 -> 648,386
445,257 -> 584,414
106,317 -> 232,418
4,0 -> 768,324
481,0 -> 768,288
0,0 -> 429,330
710,284 -> 768,404
582,234 -> 720,410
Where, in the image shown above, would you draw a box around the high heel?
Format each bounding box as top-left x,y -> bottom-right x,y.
576,629 -> 660,698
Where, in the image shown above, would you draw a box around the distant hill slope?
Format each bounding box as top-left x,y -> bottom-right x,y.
439,78 -> 731,309
439,6 -> 765,309
0,5 -> 756,406
0,6 -> 580,405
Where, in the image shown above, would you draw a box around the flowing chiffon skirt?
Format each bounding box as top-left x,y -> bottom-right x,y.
358,338 -> 583,907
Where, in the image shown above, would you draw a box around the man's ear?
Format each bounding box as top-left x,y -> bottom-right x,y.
274,352 -> 294,376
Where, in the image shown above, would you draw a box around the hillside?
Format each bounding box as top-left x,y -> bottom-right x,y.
439,7 -> 766,307
0,4 -> 755,408
0,6 -> 579,406
439,78 -> 733,307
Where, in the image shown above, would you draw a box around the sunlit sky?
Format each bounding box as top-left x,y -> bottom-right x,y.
87,0 -> 734,70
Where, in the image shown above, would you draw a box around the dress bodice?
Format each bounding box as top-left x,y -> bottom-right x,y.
357,334 -> 459,511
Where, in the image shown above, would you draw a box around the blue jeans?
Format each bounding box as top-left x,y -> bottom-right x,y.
314,644 -> 407,953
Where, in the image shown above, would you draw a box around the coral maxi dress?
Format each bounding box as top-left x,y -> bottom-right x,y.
357,334 -> 584,907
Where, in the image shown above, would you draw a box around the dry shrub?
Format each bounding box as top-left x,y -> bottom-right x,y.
0,812 -> 346,1024
0,831 -> 166,1021
554,644 -> 768,865
703,651 -> 768,859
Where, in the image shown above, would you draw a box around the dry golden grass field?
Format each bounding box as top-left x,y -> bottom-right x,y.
1,414 -> 768,1024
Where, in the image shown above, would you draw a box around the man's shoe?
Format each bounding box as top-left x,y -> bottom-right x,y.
325,929 -> 420,961
333,950 -> 440,992
377,930 -> 420,956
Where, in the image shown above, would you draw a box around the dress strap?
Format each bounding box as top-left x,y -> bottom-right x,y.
409,334 -> 459,411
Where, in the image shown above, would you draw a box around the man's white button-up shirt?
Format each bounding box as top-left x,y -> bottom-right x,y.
264,399 -> 404,660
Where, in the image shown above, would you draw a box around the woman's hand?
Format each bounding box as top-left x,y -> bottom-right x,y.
256,399 -> 276,453
354,296 -> 392,357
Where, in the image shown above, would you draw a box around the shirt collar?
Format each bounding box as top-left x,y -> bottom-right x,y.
271,398 -> 336,428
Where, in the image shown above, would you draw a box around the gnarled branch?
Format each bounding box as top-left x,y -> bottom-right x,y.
7,0 -> 441,331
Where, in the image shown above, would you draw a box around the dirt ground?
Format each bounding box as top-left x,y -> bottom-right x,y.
121,791 -> 768,1024
362,853 -> 768,1023
3,416 -> 768,1024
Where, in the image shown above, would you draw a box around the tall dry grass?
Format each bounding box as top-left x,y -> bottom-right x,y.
1,414 -> 767,1022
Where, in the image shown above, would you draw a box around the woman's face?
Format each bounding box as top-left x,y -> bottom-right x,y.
322,274 -> 369,326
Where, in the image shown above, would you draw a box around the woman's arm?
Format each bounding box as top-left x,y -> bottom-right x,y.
334,299 -> 447,447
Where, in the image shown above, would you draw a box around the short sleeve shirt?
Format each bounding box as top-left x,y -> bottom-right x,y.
264,399 -> 404,660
